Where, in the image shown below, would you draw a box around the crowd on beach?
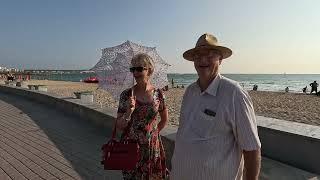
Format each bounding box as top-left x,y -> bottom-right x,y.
0,74 -> 14,81
0,73 -> 31,82
252,80 -> 320,95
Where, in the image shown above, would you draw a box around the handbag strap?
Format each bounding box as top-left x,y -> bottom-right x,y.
111,88 -> 134,140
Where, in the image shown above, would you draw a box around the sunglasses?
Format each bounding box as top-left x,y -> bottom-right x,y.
129,67 -> 147,73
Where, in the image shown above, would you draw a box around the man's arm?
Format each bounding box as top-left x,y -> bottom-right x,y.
243,149 -> 261,180
233,88 -> 261,179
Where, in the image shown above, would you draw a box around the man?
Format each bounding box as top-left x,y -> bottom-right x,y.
171,33 -> 261,180
171,78 -> 175,88
309,81 -> 318,94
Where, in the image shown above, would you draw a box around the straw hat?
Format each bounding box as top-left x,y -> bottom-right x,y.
183,33 -> 232,61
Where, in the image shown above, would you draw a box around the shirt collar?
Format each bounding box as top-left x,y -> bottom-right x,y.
196,73 -> 221,96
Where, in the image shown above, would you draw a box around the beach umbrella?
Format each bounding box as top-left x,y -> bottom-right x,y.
91,40 -> 170,100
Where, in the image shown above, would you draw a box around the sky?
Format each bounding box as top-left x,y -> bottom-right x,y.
1,0 -> 320,74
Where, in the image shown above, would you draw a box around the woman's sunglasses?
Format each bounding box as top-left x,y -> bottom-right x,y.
129,67 -> 147,73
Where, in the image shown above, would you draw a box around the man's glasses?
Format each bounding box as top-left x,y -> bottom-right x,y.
193,51 -> 222,61
129,67 -> 147,73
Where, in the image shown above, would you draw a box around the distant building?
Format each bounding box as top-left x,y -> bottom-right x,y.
0,66 -> 21,73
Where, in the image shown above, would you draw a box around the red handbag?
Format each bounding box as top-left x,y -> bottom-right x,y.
101,118 -> 140,170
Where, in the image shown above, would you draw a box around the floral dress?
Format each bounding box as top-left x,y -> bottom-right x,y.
117,88 -> 168,180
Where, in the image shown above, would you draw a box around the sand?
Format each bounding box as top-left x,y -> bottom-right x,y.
27,80 -> 320,127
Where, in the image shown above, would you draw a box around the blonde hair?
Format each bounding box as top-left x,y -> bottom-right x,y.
131,53 -> 155,75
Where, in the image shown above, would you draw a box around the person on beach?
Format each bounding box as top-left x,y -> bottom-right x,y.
7,74 -> 14,82
171,33 -> 261,180
115,53 -> 169,179
285,87 -> 289,93
302,86 -> 307,93
309,81 -> 318,94
171,78 -> 175,88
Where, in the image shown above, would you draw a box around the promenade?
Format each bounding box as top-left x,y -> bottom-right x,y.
0,92 -> 122,180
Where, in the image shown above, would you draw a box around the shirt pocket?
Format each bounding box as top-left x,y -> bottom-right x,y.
190,112 -> 218,139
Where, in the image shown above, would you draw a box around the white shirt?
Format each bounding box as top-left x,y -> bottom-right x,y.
171,74 -> 261,180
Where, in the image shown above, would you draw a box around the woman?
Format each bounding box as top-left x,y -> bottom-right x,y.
116,53 -> 169,180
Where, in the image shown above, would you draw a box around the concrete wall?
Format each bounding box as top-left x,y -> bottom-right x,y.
0,84 -> 319,174
257,117 -> 320,174
0,84 -> 116,130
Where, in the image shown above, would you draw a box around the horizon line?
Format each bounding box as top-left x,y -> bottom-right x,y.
18,69 -> 320,75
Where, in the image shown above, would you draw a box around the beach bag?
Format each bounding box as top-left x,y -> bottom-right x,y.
101,117 -> 140,170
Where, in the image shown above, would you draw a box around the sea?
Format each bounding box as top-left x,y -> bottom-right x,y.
31,73 -> 320,93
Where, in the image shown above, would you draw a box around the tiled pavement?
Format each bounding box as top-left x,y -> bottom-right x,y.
0,92 -> 122,180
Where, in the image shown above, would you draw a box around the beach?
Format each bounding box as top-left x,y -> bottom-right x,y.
27,80 -> 320,127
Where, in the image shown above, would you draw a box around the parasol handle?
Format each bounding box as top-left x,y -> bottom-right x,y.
132,74 -> 135,97
131,87 -> 134,97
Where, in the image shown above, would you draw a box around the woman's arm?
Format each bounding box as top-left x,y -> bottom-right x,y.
158,108 -> 168,132
157,89 -> 168,132
116,88 -> 135,131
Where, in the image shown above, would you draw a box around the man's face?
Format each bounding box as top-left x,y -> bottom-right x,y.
193,49 -> 222,79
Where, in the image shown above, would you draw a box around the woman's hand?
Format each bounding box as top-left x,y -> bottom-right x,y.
126,95 -> 136,115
